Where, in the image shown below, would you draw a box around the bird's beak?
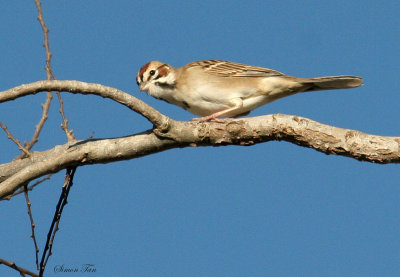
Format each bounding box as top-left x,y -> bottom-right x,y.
138,83 -> 146,92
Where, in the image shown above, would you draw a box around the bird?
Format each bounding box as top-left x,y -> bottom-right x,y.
136,60 -> 363,122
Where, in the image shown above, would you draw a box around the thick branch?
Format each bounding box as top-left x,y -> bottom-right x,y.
0,114 -> 399,199
0,132 -> 177,199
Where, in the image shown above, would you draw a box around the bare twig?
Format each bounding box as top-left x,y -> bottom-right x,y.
0,121 -> 31,157
24,185 -> 40,270
39,167 -> 77,276
0,258 -> 39,277
16,93 -> 52,160
1,174 -> 52,200
34,0 -> 54,80
56,92 -> 75,141
34,0 -> 75,142
15,0 -> 58,159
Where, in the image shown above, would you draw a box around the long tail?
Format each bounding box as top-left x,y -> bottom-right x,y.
298,76 -> 363,91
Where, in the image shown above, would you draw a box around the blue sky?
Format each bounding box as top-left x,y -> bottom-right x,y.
1,1 -> 399,276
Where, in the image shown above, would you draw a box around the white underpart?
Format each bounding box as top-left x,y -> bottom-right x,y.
186,77 -> 300,117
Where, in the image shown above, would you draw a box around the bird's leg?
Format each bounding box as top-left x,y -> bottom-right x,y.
192,115 -> 228,123
192,98 -> 243,122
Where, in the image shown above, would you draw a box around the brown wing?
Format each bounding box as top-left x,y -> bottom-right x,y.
186,60 -> 285,77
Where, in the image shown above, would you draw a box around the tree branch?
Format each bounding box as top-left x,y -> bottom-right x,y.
34,0 -> 75,142
39,167 -> 76,276
0,132 -> 177,199
23,185 -> 40,270
0,80 -> 169,128
16,93 -> 53,160
0,111 -> 399,199
0,258 -> 39,277
0,121 -> 31,156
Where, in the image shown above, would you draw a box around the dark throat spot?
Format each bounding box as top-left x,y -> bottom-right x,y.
182,101 -> 190,110
155,82 -> 176,90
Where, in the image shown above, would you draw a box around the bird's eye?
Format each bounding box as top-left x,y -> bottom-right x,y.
149,70 -> 156,76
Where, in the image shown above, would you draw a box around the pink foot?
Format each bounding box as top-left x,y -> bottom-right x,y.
192,116 -> 227,123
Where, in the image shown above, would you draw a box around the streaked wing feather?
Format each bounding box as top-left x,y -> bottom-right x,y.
187,60 -> 285,77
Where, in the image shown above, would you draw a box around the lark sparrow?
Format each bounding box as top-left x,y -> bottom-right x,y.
136,60 -> 363,121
